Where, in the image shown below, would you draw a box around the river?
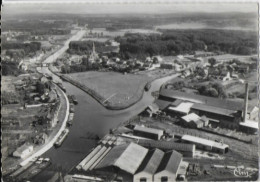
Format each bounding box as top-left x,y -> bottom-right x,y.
32,69 -> 179,181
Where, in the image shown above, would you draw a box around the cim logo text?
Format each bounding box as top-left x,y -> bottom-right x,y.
234,168 -> 254,178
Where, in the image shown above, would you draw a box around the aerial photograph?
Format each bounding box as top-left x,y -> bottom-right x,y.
1,1 -> 259,181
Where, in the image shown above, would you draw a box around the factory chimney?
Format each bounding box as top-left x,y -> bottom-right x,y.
243,82 -> 249,122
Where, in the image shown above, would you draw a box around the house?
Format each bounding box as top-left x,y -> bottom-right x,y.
134,149 -> 164,182
13,143 -> 34,159
181,135 -> 229,154
154,150 -> 183,182
237,65 -> 249,74
133,125 -> 164,140
141,103 -> 160,117
143,62 -> 152,69
160,63 -> 174,69
181,113 -> 208,128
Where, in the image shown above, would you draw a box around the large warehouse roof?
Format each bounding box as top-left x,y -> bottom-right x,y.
137,139 -> 195,153
156,150 -> 182,174
191,103 -> 236,116
135,149 -> 164,175
134,125 -> 164,135
182,135 -> 229,150
96,143 -> 148,174
160,89 -> 243,111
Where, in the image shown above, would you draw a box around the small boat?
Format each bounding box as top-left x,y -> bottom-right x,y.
67,113 -> 74,126
70,104 -> 75,113
71,95 -> 78,104
144,82 -> 151,91
54,128 -> 69,147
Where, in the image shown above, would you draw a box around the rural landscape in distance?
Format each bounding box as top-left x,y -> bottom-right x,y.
1,1 -> 259,182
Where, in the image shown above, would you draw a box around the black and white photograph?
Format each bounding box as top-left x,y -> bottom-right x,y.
1,0 -> 259,181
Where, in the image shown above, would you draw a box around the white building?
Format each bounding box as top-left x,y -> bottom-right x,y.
13,144 -> 34,159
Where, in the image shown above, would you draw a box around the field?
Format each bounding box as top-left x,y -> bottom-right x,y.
66,70 -> 170,108
2,76 -> 18,93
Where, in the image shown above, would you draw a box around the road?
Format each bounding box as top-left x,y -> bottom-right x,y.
43,29 -> 86,64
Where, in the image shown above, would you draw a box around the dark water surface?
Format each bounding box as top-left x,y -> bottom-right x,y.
32,72 -> 178,181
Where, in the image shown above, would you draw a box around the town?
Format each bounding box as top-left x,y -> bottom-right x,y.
1,2 -> 259,182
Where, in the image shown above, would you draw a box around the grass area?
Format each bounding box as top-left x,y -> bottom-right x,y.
66,71 -> 152,107
1,76 -> 18,93
65,70 -> 174,108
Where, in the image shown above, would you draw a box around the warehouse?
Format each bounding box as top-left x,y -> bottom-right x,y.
137,139 -> 195,157
154,150 -> 183,182
158,89 -> 243,129
96,143 -> 148,176
133,125 -> 164,140
167,102 -> 194,116
190,103 -> 240,129
134,149 -> 165,182
181,113 -> 209,128
159,89 -> 243,111
239,119 -> 258,134
181,135 -> 229,154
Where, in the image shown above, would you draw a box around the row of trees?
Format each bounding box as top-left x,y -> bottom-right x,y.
115,29 -> 257,59
2,61 -> 24,76
197,82 -> 227,99
2,42 -> 41,55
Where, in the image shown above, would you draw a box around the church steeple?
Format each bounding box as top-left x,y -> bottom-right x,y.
92,42 -> 96,54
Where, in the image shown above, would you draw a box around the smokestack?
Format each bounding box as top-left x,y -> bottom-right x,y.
243,82 -> 249,122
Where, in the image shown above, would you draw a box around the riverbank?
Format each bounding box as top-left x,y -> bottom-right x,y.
19,82 -> 70,167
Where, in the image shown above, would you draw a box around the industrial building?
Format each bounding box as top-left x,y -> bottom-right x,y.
154,150 -> 183,182
134,149 -> 165,182
156,89 -> 245,129
181,135 -> 229,154
133,125 -> 164,140
96,143 -> 148,175
239,119 -> 258,134
181,113 -> 209,128
76,141 -> 187,182
137,139 -> 195,157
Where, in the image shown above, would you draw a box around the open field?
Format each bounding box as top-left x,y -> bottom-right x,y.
1,76 -> 19,92
65,70 -> 174,108
66,71 -> 151,106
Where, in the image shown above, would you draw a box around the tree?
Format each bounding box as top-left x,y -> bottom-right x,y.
208,58 -> 217,67
36,82 -> 46,95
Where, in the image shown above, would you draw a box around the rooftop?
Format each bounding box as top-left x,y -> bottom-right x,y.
134,125 -> 164,135
239,120 -> 258,129
191,103 -> 237,117
96,143 -> 148,174
154,99 -> 172,111
14,143 -> 33,154
135,149 -> 164,175
137,139 -> 195,152
181,113 -> 201,123
168,102 -> 194,114
182,135 -> 229,149
160,89 -> 243,111
156,150 -> 182,174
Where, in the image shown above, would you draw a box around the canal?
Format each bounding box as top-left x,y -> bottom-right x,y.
33,70 -> 179,181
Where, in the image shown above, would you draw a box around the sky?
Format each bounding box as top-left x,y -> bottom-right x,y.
2,1 -> 258,15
